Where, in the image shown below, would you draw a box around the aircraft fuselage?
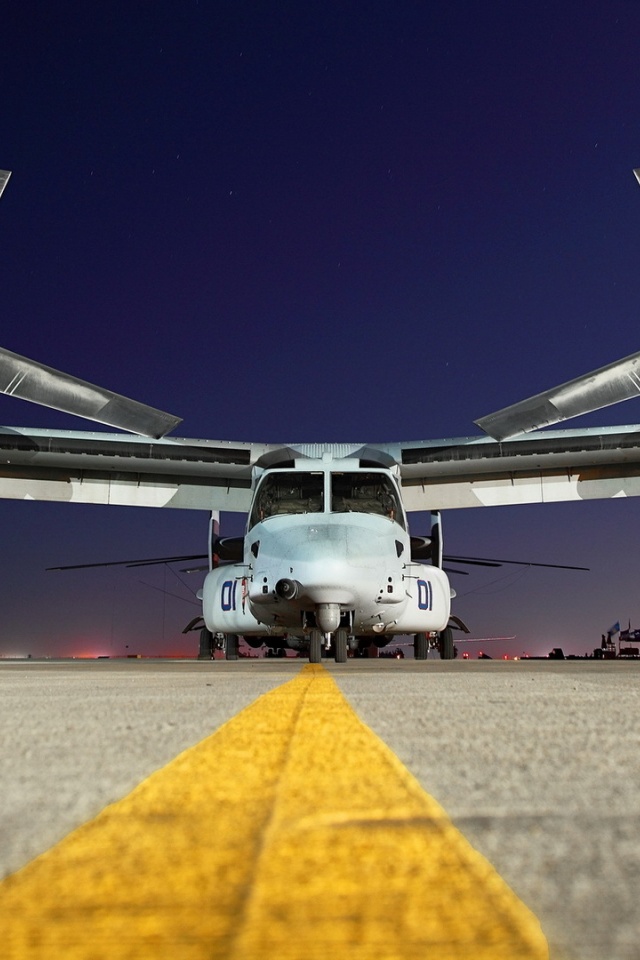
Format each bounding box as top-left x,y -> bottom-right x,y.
202,460 -> 451,644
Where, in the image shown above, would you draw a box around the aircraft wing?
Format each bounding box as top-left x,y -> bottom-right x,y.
395,350 -> 640,509
0,427 -> 276,512
3,344 -> 640,513
395,424 -> 640,509
2,424 -> 640,512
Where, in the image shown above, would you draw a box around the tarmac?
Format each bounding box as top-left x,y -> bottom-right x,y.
0,657 -> 638,959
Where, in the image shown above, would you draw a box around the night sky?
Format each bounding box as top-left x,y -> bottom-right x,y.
2,1 -> 640,658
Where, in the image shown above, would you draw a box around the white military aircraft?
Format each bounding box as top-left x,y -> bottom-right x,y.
1,345 -> 640,661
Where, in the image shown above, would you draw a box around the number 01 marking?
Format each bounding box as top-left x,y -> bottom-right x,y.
417,579 -> 432,611
221,580 -> 238,611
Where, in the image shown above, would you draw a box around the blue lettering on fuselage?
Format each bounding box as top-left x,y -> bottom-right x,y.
221,579 -> 238,611
417,579 -> 432,610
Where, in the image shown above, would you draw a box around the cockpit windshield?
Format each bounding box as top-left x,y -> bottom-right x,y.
331,472 -> 404,528
249,469 -> 404,529
249,471 -> 324,527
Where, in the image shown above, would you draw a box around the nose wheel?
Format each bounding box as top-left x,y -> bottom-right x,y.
309,629 -> 322,663
333,628 -> 348,663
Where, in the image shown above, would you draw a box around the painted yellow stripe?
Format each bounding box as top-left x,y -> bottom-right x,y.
0,665 -> 548,959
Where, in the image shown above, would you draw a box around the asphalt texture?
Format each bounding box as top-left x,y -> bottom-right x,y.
1,658 -> 638,959
335,660 -> 640,960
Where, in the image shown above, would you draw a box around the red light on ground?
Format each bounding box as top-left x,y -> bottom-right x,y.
462,652 -> 469,659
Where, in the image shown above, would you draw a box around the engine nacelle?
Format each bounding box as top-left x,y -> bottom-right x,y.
202,565 -> 273,636
386,564 -> 451,634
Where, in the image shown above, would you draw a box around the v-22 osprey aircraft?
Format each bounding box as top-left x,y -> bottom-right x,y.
202,458 -> 452,662
1,338 -> 640,662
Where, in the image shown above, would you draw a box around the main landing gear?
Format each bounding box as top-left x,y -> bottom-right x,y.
414,632 -> 428,660
225,634 -> 239,661
439,626 -> 455,659
413,628 -> 456,660
197,629 -> 240,660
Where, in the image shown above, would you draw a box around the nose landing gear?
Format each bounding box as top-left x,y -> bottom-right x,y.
309,629 -> 323,663
308,627 -> 350,663
333,628 -> 348,663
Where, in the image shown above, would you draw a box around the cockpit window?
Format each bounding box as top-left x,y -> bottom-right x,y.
331,472 -> 404,527
249,472 -> 324,527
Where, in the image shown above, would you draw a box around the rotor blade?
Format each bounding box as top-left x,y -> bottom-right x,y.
47,554 -> 206,571
455,636 -> 516,643
0,170 -> 11,200
126,555 -> 207,569
446,555 -> 589,571
442,555 -> 502,568
0,347 -> 182,437
474,351 -> 640,441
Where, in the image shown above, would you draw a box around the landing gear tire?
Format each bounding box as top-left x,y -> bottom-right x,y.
309,630 -> 322,664
414,632 -> 428,660
439,627 -> 454,660
225,633 -> 239,661
198,627 -> 214,660
334,628 -> 348,663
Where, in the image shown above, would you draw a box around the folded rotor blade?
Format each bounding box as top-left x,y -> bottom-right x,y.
445,555 -> 589,571
475,351 -> 640,441
47,554 -> 206,571
0,347 -> 182,437
0,170 -> 11,200
442,555 -> 502,568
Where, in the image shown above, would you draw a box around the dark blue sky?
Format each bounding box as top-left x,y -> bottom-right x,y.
2,1 -> 640,657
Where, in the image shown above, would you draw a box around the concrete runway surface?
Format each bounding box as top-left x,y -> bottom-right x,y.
0,658 -> 638,959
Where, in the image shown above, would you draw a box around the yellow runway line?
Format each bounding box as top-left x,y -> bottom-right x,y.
0,665 -> 548,959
